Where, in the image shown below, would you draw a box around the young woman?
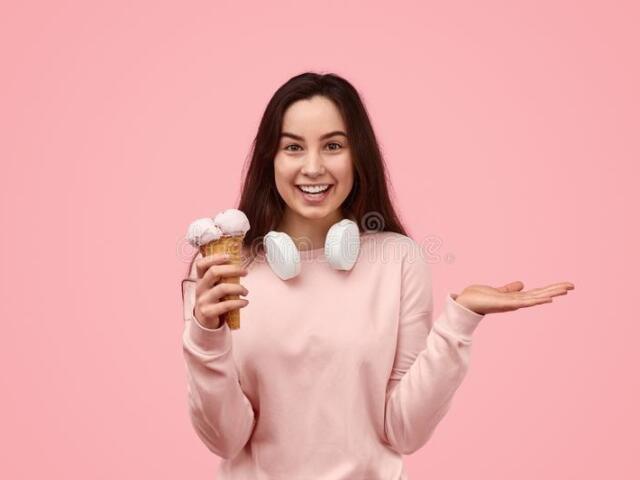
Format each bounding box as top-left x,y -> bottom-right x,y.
180,72 -> 574,479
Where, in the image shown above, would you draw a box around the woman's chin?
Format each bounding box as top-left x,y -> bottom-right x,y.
289,199 -> 331,213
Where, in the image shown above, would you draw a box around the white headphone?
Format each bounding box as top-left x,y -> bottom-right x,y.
263,218 -> 361,280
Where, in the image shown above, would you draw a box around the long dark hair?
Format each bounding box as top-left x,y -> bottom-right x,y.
184,71 -> 409,279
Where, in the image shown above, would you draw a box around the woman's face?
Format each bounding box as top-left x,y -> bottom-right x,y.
274,95 -> 354,223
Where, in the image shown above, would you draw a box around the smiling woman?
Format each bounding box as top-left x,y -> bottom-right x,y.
179,72 -> 570,480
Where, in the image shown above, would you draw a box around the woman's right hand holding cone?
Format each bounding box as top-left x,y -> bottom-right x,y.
194,253 -> 249,329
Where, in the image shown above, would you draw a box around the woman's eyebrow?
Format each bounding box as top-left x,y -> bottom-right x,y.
280,130 -> 348,141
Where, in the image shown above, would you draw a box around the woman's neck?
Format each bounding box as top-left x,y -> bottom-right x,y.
277,209 -> 344,251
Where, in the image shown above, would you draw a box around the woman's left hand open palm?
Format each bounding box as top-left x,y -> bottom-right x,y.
454,281 -> 575,316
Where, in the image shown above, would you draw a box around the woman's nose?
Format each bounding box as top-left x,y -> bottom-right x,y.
301,152 -> 325,175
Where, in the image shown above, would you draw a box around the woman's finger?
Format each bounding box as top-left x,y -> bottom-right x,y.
496,281 -> 525,293
525,282 -> 574,295
516,296 -> 554,308
514,283 -> 572,300
202,298 -> 250,319
200,263 -> 248,291
527,285 -> 572,300
200,282 -> 248,305
195,253 -> 230,279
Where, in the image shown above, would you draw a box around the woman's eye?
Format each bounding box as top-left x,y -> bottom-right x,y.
284,143 -> 342,152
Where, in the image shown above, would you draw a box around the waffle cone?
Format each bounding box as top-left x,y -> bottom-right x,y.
199,234 -> 245,330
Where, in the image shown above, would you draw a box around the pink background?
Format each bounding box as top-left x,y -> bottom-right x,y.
2,1 -> 638,478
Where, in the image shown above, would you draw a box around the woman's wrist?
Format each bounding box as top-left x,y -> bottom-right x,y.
451,292 -> 483,315
193,307 -> 221,329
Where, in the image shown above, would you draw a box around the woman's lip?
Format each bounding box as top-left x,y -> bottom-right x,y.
295,184 -> 333,188
296,184 -> 333,203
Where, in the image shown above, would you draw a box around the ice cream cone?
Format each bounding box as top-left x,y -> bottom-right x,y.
187,209 -> 250,330
199,234 -> 245,330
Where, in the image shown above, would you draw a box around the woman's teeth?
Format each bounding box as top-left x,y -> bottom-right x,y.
298,184 -> 330,194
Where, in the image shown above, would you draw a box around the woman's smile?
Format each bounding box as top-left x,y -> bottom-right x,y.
295,183 -> 334,204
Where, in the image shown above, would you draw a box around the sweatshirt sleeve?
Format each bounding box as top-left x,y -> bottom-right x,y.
181,253 -> 257,459
382,240 -> 485,455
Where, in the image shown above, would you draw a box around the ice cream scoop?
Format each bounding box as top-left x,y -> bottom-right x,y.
186,217 -> 223,247
213,209 -> 251,236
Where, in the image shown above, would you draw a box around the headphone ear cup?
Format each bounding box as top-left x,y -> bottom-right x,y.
264,231 -> 301,280
325,219 -> 360,271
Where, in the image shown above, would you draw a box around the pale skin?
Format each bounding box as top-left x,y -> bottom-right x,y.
193,94 -> 574,329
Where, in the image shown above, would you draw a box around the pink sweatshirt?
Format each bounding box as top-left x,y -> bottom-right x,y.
181,231 -> 485,479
